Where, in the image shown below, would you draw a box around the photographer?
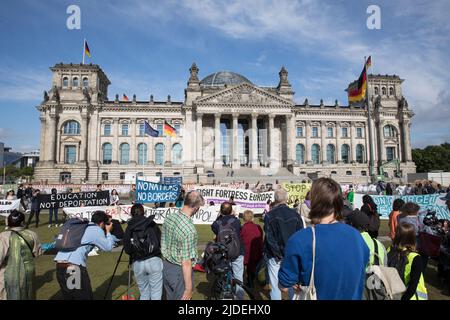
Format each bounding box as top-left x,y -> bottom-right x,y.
54,211 -> 117,300
25,189 -> 41,229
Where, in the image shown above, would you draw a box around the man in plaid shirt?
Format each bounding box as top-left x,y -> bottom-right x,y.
161,190 -> 205,300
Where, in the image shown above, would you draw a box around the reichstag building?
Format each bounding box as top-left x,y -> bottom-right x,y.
34,62 -> 416,184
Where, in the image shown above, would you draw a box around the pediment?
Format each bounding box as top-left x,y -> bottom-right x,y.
195,83 -> 293,106
61,136 -> 81,143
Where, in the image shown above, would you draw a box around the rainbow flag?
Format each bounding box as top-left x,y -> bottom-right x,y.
123,94 -> 129,102
84,40 -> 91,58
164,121 -> 177,137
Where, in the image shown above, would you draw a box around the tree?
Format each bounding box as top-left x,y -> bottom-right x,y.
412,143 -> 450,173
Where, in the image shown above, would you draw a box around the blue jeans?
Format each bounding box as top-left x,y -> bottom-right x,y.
132,257 -> 163,300
49,207 -> 59,225
231,255 -> 244,300
267,257 -> 294,300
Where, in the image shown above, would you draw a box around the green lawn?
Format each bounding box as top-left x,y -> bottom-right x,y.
1,214 -> 449,300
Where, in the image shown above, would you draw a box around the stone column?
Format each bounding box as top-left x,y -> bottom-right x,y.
268,114 -> 277,168
378,121 -> 385,163
250,113 -> 259,168
305,120 -> 311,164
165,122 -> 172,167
113,118 -> 119,164
214,113 -> 222,168
364,124 -> 370,164
88,109 -> 99,165
80,111 -> 89,162
232,113 -> 240,169
39,114 -> 46,161
47,112 -> 57,163
130,118 -> 137,165
335,122 -> 341,163
321,121 -> 327,164
286,114 -> 295,166
403,120 -> 412,161
350,122 -> 355,163
147,118 -> 155,165
196,113 -> 203,166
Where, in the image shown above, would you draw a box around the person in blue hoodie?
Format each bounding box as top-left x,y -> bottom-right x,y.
279,177 -> 369,300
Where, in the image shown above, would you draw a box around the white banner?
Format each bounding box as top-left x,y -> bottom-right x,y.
0,199 -> 21,217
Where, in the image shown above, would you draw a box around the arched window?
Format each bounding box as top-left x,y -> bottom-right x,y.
326,144 -> 335,164
120,143 -> 130,165
311,144 -> 320,164
63,121 -> 80,135
155,143 -> 165,165
341,144 -> 350,163
374,86 -> 379,95
389,87 -> 394,96
137,143 -> 147,165
172,143 -> 183,165
356,144 -> 364,163
382,87 -> 387,95
384,125 -> 396,138
102,143 -> 112,164
295,144 -> 305,164
62,77 -> 69,87
72,77 -> 79,87
82,77 -> 89,88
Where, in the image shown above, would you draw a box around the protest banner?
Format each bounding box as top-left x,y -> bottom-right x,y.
39,191 -> 110,209
63,205 -> 131,221
0,199 -> 21,217
144,205 -> 221,225
353,193 -> 450,220
282,183 -> 312,206
194,186 -> 273,214
161,176 -> 183,185
136,179 -> 181,203
32,184 -> 133,195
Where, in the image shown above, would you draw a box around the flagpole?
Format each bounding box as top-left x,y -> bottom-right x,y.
82,38 -> 86,65
365,56 -> 375,182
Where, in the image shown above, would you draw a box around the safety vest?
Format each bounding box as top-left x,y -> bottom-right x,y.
361,232 -> 386,267
404,252 -> 428,300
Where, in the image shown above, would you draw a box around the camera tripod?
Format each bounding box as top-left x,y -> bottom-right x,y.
104,246 -> 133,300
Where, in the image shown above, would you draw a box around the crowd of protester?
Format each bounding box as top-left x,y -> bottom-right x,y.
0,178 -> 450,301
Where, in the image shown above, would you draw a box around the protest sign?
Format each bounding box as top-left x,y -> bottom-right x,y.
353,193 -> 450,220
0,199 -> 21,217
161,176 -> 183,185
195,186 -> 273,214
144,205 -> 221,225
282,183 -> 312,206
39,191 -> 110,209
136,180 -> 181,203
63,205 -> 132,221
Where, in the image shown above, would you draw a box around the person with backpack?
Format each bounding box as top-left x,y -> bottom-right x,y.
161,191 -> 205,300
123,204 -> 162,300
211,201 -> 245,299
54,211 -> 117,300
264,188 -> 304,300
360,194 -> 380,239
387,222 -> 428,300
0,210 -> 42,300
48,188 -> 60,228
279,178 -> 370,300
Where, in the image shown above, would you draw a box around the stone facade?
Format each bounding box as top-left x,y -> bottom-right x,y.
34,63 -> 416,184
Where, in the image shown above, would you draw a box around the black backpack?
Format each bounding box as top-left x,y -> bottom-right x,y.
216,218 -> 240,261
123,216 -> 160,261
387,248 -> 408,284
55,218 -> 92,252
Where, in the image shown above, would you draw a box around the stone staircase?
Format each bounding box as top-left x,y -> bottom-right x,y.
205,167 -> 309,184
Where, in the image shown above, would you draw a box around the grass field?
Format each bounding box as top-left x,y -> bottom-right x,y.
1,213 -> 449,300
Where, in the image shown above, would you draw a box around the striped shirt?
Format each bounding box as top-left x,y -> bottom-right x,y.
161,209 -> 198,266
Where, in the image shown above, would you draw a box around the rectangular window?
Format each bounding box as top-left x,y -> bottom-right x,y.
102,172 -> 108,181
356,127 -> 363,138
296,126 -> 303,138
104,124 -> 111,136
312,127 -> 318,138
386,147 -> 395,161
64,146 -> 76,164
157,124 -> 164,137
174,124 -> 181,136
327,127 -> 333,138
139,124 -> 145,136
342,127 -> 348,138
121,124 -> 129,136
120,172 -> 125,180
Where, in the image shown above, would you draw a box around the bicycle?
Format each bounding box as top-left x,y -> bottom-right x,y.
205,240 -> 255,300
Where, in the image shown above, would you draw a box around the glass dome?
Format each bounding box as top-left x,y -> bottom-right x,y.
200,71 -> 252,86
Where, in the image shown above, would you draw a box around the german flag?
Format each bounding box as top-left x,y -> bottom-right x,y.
84,40 -> 91,58
348,61 -> 369,103
123,94 -> 129,102
366,55 -> 371,68
164,121 -> 177,137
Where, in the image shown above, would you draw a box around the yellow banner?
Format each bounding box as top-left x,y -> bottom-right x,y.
282,183 -> 312,206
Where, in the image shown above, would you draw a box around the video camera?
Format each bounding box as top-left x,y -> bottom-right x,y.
422,210 -> 448,237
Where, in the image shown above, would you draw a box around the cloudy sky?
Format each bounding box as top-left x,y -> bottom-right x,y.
0,0 -> 449,152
